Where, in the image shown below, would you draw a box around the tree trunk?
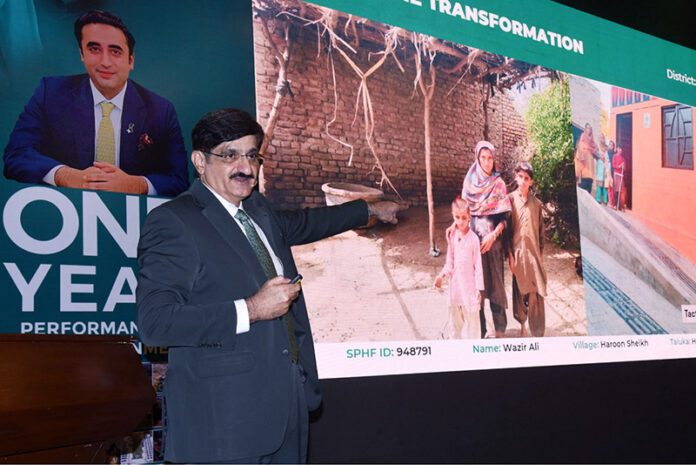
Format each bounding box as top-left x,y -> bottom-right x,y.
257,18 -> 292,193
423,94 -> 439,256
259,42 -> 289,157
416,50 -> 439,256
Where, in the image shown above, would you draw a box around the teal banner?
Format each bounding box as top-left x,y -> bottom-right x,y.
0,0 -> 256,339
313,0 -> 696,106
1,186 -> 165,336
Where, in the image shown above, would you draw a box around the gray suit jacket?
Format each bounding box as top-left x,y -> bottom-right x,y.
136,179 -> 368,462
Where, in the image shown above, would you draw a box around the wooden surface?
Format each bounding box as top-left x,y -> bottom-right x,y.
0,335 -> 154,462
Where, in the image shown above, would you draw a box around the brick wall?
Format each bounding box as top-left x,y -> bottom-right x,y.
254,19 -> 528,209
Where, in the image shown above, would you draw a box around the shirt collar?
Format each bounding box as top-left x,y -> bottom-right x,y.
201,180 -> 243,216
89,79 -> 127,111
514,189 -> 531,204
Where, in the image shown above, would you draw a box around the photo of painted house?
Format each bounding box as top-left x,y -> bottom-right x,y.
570,76 -> 696,336
609,90 -> 694,265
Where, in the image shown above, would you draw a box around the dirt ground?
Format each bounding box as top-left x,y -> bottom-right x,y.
293,205 -> 587,343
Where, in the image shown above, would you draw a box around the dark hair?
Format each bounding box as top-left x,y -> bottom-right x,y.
514,161 -> 534,179
74,11 -> 135,56
192,108 -> 265,153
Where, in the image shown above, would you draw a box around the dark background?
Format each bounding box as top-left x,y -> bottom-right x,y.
308,2 -> 696,463
555,0 -> 696,51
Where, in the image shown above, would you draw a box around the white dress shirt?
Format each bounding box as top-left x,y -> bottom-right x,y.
204,182 -> 285,334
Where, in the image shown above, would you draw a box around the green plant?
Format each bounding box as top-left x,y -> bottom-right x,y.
524,77 -> 579,248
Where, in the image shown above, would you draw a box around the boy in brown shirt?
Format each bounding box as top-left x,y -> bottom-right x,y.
508,162 -> 547,337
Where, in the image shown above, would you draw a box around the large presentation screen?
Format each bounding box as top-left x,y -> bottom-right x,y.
1,0 -> 695,384
250,0 -> 696,378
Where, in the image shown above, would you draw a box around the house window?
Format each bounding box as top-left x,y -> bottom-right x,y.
662,104 -> 693,169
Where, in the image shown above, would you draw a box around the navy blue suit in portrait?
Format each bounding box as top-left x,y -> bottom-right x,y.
3,74 -> 189,197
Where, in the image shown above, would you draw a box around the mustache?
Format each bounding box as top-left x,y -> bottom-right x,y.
229,173 -> 255,180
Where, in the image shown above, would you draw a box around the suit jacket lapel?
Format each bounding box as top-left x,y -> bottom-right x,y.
243,195 -> 282,258
71,77 -> 96,168
120,80 -> 146,172
190,181 -> 268,283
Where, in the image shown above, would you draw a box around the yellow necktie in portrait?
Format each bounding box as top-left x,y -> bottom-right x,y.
96,102 -> 116,164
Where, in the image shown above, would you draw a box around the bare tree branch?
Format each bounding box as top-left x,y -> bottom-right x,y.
413,32 -> 440,256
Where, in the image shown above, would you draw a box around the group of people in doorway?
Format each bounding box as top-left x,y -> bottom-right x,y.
575,123 -> 627,211
434,141 -> 547,339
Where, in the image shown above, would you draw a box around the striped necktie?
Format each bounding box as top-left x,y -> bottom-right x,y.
235,209 -> 298,362
96,102 -> 116,164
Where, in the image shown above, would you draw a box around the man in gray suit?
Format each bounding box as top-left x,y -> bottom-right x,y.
136,108 -> 393,463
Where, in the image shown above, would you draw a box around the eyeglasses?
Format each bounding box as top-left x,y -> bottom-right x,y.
202,149 -> 264,164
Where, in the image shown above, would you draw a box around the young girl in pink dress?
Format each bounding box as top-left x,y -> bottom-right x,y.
434,196 -> 485,339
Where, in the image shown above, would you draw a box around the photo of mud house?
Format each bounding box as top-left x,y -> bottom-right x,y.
252,0 -> 587,342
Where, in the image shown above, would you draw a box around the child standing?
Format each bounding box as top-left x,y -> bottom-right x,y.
434,196 -> 484,339
604,153 -> 613,207
595,152 -> 607,204
595,133 -> 608,204
606,140 -> 616,207
508,162 -> 548,337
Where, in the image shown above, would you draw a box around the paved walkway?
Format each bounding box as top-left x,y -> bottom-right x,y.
578,188 -> 696,335
606,207 -> 696,301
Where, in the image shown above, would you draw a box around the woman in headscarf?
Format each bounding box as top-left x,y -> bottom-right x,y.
461,140 -> 512,338
575,123 -> 599,193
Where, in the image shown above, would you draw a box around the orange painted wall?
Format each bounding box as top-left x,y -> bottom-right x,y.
610,98 -> 696,266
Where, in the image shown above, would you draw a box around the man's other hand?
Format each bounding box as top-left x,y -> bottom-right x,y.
55,162 -> 148,194
84,161 -> 148,194
246,276 -> 301,323
55,165 -> 105,189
